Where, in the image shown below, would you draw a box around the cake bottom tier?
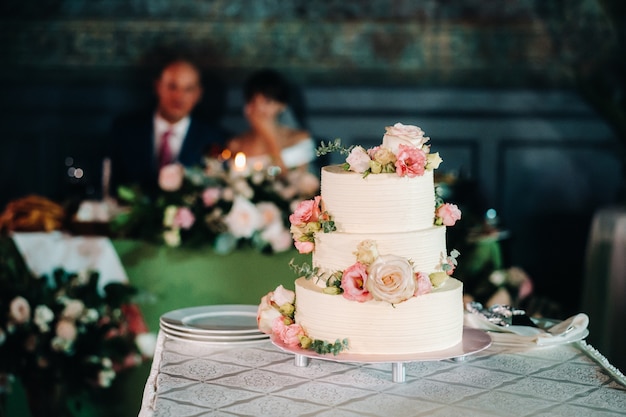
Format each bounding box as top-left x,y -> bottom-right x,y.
294,277 -> 464,355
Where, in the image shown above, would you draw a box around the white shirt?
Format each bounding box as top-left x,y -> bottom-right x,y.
153,114 -> 191,162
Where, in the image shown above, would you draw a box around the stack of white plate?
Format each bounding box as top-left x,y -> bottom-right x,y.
159,304 -> 269,344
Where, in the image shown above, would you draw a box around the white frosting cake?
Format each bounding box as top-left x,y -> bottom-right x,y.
312,166 -> 447,279
258,123 -> 464,356
295,277 -> 463,354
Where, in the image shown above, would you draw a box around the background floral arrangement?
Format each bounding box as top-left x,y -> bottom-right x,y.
111,158 -> 320,254
0,244 -> 154,416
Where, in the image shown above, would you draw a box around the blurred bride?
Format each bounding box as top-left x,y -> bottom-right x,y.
227,69 -> 319,198
228,69 -> 317,173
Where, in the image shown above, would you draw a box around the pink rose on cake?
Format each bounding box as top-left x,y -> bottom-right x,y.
436,203 -> 462,226
346,146 -> 372,174
289,196 -> 335,254
272,317 -> 306,348
414,271 -> 433,296
395,144 -> 427,178
341,262 -> 373,302
366,255 -> 416,304
289,196 -> 322,225
382,122 -> 430,152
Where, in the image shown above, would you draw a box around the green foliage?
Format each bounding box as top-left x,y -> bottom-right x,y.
307,338 -> 349,355
316,139 -> 353,156
320,218 -> 336,233
288,259 -> 318,279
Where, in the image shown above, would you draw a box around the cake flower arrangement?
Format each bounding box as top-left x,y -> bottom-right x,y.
319,122 -> 444,178
259,123 -> 463,354
111,156 -> 319,254
303,240 -> 461,304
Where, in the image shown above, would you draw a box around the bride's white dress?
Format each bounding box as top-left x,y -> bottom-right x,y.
245,137 -> 316,170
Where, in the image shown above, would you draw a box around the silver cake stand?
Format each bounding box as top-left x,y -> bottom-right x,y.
271,327 -> 492,383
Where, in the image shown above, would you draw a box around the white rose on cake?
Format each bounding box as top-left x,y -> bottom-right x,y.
366,254 -> 416,304
382,122 -> 430,153
257,285 -> 296,334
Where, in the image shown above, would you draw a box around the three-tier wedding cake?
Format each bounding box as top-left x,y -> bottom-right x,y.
258,123 -> 464,355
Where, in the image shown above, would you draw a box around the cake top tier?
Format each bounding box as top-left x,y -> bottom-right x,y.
320,165 -> 436,233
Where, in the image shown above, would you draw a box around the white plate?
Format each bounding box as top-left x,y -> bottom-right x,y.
271,327 -> 492,363
163,331 -> 270,345
160,305 -> 260,335
159,319 -> 264,338
160,324 -> 268,341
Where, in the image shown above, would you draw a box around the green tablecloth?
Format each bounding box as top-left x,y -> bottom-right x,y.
112,240 -> 307,332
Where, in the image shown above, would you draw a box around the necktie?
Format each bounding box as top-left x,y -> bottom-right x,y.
158,129 -> 174,168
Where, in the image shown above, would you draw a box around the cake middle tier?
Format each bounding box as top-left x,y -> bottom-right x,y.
320,165 -> 436,234
312,226 -> 448,281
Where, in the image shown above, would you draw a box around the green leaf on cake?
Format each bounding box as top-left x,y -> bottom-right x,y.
289,259 -> 318,279
307,338 -> 349,355
321,219 -> 336,233
316,138 -> 353,156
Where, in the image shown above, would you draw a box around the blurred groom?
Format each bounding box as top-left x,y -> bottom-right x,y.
108,57 -> 226,195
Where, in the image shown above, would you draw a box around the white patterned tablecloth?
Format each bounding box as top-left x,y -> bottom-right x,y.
139,332 -> 626,417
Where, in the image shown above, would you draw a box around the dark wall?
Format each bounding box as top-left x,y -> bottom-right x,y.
0,1 -> 624,319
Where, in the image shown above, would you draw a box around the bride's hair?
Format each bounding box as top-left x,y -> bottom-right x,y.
243,68 -> 291,105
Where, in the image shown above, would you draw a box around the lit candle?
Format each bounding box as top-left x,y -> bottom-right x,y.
233,152 -> 247,173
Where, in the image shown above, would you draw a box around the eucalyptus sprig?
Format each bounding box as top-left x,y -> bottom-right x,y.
317,138 -> 354,156
289,259 -> 319,279
320,218 -> 336,233
307,338 -> 349,355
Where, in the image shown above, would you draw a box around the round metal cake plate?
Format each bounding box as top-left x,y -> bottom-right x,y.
271,327 -> 492,383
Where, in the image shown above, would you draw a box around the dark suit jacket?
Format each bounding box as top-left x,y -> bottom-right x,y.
108,111 -> 226,195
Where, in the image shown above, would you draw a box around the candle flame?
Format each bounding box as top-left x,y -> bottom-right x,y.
234,152 -> 246,170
